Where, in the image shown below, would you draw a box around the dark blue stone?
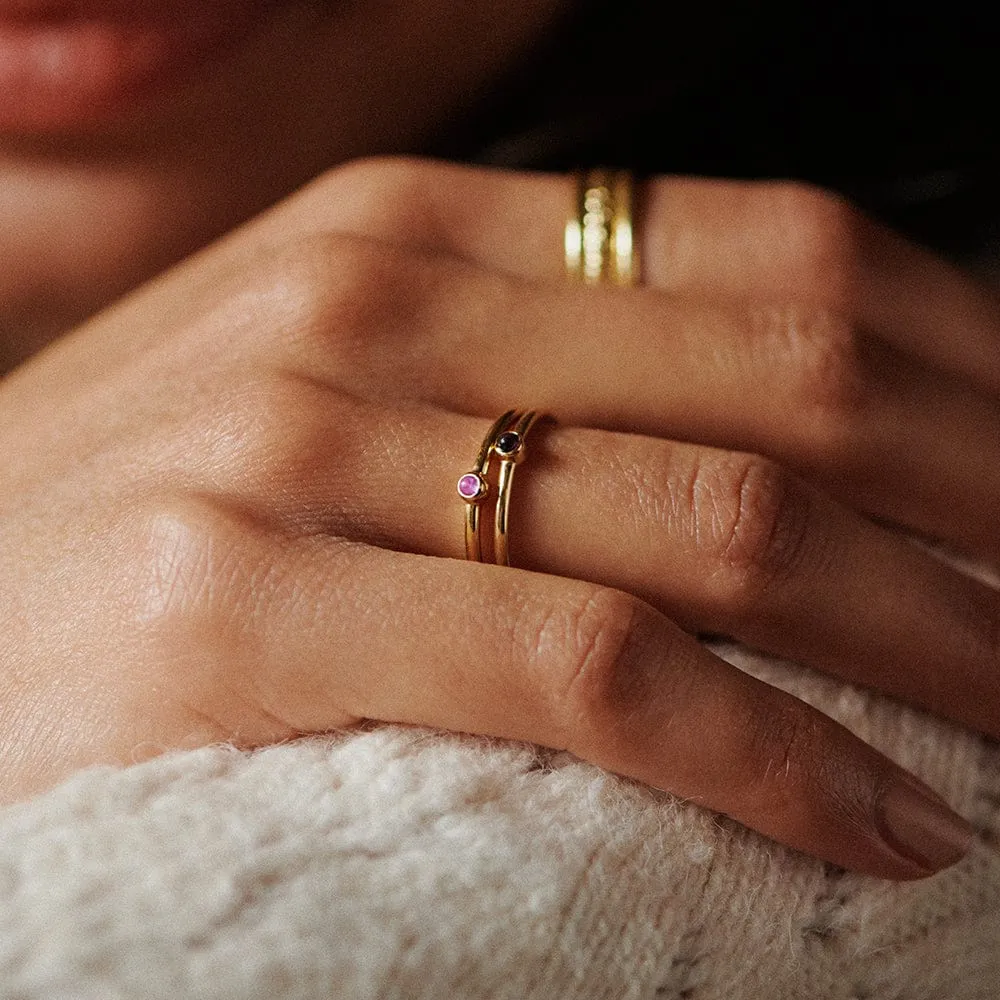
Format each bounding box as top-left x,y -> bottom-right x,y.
495,431 -> 521,456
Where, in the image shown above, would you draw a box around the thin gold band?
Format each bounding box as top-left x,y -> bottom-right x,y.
493,410 -> 544,567
565,169 -> 638,286
457,409 -> 517,562
456,409 -> 548,565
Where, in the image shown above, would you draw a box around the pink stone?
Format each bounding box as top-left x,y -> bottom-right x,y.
457,473 -> 484,501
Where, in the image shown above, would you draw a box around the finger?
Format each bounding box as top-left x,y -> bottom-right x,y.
134,496 -> 972,879
302,158 -> 1000,394
266,236 -> 1000,563
210,386 -> 1000,744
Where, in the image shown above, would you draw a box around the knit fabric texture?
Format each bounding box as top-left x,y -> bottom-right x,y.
0,634 -> 998,999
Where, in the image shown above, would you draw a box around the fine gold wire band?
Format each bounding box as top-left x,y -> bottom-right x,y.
462,408 -> 517,561
493,409 -> 544,568
564,168 -> 638,286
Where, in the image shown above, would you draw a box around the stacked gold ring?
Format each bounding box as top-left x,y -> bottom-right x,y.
456,410 -> 547,566
564,168 -> 639,286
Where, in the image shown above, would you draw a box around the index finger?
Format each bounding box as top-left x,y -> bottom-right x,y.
149,501 -> 974,880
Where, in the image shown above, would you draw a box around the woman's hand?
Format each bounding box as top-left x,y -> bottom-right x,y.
0,158 -> 992,880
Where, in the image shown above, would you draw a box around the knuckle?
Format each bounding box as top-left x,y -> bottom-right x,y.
121,494 -> 343,741
691,452 -> 814,615
768,181 -> 865,306
528,585 -> 657,750
195,374 -> 315,483
759,306 -> 874,455
195,374 -> 363,523
317,155 -> 450,244
126,494 -> 262,642
742,697 -> 824,792
236,231 -> 419,377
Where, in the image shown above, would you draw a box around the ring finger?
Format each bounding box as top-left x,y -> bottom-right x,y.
266,234 -> 1000,564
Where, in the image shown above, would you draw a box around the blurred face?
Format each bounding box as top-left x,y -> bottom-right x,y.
0,0 -> 566,365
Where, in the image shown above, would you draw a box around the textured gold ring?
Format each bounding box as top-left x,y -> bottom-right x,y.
565,168 -> 638,286
457,409 -> 549,565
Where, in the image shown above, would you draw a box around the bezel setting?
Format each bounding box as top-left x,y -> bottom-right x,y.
494,431 -> 523,459
457,472 -> 487,502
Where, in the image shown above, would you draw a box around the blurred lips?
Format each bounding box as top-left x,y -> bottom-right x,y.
0,1 -> 278,131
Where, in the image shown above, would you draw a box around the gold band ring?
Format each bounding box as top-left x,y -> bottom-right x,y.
456,409 -> 517,562
565,168 -> 638,286
493,410 -> 544,567
456,409 -> 549,565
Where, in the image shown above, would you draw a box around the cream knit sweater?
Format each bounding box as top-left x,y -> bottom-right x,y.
0,633 -> 997,999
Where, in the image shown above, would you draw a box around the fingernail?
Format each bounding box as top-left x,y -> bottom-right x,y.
877,776 -> 975,873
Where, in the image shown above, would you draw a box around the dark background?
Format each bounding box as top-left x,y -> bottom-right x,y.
435,1 -> 1000,261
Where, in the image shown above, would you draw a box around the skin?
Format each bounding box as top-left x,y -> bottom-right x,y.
0,0 -> 571,365
0,1 -> 994,877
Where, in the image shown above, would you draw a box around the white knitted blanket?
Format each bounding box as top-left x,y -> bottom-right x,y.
0,636 -> 997,1000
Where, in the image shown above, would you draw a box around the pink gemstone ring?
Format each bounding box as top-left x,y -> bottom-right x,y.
459,409 -> 518,562
458,409 -> 550,565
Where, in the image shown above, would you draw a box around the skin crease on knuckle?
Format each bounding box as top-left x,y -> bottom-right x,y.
534,585 -> 694,776
749,303 -> 877,468
529,585 -> 643,753
678,451 -> 819,627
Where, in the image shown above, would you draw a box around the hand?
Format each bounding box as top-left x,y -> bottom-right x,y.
0,158 -> 990,881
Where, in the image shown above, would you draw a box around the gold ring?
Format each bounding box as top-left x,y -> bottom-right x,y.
565,168 -> 638,286
456,409 -> 517,562
456,409 -> 549,565
492,410 -> 544,567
